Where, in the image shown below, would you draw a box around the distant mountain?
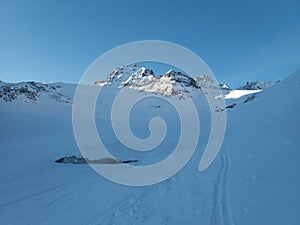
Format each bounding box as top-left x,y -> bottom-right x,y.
237,80 -> 280,90
195,75 -> 231,90
0,81 -> 73,104
0,66 -> 281,104
94,65 -> 231,97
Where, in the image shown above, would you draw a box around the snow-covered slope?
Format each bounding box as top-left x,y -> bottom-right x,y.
0,81 -> 73,104
0,69 -> 299,225
223,69 -> 300,225
224,89 -> 261,99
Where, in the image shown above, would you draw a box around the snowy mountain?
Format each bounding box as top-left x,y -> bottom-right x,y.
0,80 -> 73,104
196,75 -> 231,90
237,80 -> 280,90
95,64 -> 201,97
94,65 -> 275,109
0,69 -> 299,225
95,65 -> 265,100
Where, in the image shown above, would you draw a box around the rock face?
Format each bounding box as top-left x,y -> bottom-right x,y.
0,81 -> 72,104
237,80 -> 280,90
55,156 -> 138,164
95,65 -> 281,95
1,66 -> 280,104
94,65 -> 234,98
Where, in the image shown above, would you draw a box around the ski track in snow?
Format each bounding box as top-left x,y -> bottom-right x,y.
0,179 -> 100,224
86,191 -> 137,225
210,148 -> 235,225
92,185 -> 158,225
0,183 -> 70,209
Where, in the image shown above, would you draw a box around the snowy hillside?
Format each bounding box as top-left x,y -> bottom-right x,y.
0,69 -> 299,225
0,80 -> 73,104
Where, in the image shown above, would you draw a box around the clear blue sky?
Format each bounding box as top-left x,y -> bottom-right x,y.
1,0 -> 300,87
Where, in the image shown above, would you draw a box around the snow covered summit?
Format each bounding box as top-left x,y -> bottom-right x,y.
94,64 -> 201,97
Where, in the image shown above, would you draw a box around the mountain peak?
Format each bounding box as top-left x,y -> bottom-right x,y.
237,80 -> 280,90
94,65 -> 200,97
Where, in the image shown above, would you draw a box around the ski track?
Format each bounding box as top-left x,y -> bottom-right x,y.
0,178 -> 101,224
93,185 -> 158,225
0,183 -> 72,209
0,178 -> 98,209
86,193 -> 135,225
210,148 -> 235,225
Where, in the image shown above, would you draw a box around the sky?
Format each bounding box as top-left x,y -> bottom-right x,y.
1,0 -> 300,87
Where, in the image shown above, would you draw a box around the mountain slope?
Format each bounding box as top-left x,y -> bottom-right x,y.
0,81 -> 73,104
225,69 -> 300,225
0,69 -> 299,225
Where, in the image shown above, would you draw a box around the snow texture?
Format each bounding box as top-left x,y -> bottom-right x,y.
0,68 -> 299,225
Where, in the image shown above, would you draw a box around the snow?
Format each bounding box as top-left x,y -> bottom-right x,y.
0,69 -> 299,225
95,65 -> 200,97
224,89 -> 262,99
220,84 -> 231,90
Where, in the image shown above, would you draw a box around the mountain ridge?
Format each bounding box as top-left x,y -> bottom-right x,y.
94,65 -> 280,97
0,65 -> 283,103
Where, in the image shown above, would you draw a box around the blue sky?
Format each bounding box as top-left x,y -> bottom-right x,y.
1,0 -> 300,87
